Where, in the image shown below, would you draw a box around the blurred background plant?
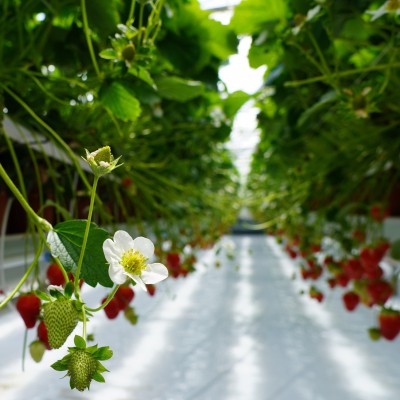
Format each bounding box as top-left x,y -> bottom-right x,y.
0,0 -> 243,251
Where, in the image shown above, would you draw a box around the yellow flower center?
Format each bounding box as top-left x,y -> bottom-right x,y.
120,249 -> 147,276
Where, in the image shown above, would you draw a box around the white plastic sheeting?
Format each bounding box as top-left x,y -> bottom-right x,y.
1,234 -> 400,400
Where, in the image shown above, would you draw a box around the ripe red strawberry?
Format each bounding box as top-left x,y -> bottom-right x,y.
367,280 -> 393,305
378,309 -> 400,340
336,272 -> 350,288
309,287 -> 324,302
16,293 -> 41,328
285,244 -> 297,259
306,258 -> 316,269
342,291 -> 360,312
352,229 -> 366,243
146,284 -> 156,296
327,277 -> 337,288
122,177 -> 133,187
363,265 -> 384,280
115,286 -> 134,311
360,247 -> 382,271
324,256 -> 334,266
311,244 -> 321,253
47,263 -> 66,286
102,297 -> 120,319
343,258 -> 363,280
37,320 -> 51,350
166,252 -> 181,270
370,204 -> 389,222
376,240 -> 390,258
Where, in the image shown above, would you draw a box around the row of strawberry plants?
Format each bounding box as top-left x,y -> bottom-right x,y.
274,204 -> 400,341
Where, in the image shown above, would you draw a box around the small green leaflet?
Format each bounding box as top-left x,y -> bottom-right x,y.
99,80 -> 142,122
155,76 -> 204,102
47,220 -> 113,288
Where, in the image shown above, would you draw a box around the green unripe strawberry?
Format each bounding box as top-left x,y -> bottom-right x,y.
68,349 -> 98,391
51,335 -> 113,392
29,340 -> 46,362
121,44 -> 136,62
43,298 -> 79,349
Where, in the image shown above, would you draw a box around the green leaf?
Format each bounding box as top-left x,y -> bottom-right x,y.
128,66 -> 157,89
96,362 -> 109,373
231,0 -> 288,35
92,371 -> 105,383
223,91 -> 251,119
34,291 -> 51,302
64,281 -> 74,298
99,48 -> 118,60
74,335 -> 86,349
86,0 -> 122,40
95,346 -> 113,361
47,220 -> 113,288
297,91 -> 337,127
155,76 -> 204,102
51,358 -> 69,371
99,81 -> 142,122
390,239 -> 400,260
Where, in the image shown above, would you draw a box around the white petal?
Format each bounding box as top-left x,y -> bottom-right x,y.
103,238 -> 123,264
114,230 -> 135,252
132,236 -> 154,259
141,263 -> 168,284
129,275 -> 147,291
108,265 -> 127,284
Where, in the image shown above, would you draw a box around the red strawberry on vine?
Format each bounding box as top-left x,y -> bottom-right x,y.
285,244 -> 297,259
378,309 -> 400,341
366,280 -> 393,306
327,277 -> 337,289
115,286 -> 135,311
342,291 -> 360,312
360,247 -> 382,271
16,293 -> 41,328
309,287 -> 324,302
343,258 -> 364,280
370,204 -> 389,222
102,297 -> 120,319
146,284 -> 156,296
37,320 -> 51,350
166,252 -> 181,269
352,229 -> 366,243
47,263 -> 66,286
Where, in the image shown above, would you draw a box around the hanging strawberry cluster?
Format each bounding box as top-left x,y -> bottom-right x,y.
273,203 -> 400,341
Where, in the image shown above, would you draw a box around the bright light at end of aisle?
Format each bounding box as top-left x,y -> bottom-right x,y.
205,5 -> 267,180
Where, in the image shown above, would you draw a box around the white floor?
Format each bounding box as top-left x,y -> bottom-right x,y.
1,235 -> 400,400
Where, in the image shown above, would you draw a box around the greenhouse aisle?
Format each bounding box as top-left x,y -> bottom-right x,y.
1,235 -> 400,400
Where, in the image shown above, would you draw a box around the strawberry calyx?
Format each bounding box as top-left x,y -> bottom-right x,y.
51,335 -> 113,392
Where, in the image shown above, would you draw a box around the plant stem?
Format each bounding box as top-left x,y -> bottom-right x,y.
0,163 -> 52,232
0,241 -> 44,310
285,63 -> 400,87
22,328 -> 27,372
85,285 -> 120,312
82,305 -> 87,340
127,0 -> 137,24
74,176 -> 99,296
81,0 -> 100,77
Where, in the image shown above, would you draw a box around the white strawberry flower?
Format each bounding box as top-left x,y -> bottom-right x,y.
103,231 -> 168,291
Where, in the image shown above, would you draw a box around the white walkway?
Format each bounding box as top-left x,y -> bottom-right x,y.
1,235 -> 400,400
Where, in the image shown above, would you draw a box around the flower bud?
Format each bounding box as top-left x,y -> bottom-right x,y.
84,146 -> 122,177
